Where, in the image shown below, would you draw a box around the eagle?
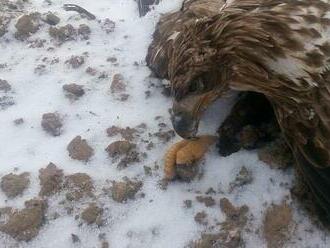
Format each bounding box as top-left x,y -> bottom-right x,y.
146,0 -> 330,223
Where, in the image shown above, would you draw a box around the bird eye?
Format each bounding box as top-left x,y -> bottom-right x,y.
189,78 -> 205,93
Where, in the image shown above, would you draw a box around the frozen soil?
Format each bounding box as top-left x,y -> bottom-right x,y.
0,0 -> 329,247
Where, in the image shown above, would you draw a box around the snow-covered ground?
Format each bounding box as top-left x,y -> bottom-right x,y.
0,0 -> 329,247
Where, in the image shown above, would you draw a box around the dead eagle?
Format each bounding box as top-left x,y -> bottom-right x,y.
147,0 -> 330,223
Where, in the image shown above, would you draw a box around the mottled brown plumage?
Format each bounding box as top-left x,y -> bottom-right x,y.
147,0 -> 330,222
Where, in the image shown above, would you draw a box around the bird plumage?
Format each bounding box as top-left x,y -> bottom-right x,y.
147,0 -> 330,222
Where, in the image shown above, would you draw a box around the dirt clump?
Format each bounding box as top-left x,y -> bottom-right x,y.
64,173 -> 94,201
42,12 -> 60,25
263,202 -> 293,248
66,55 -> 85,69
13,118 -> 24,125
81,203 -> 103,225
41,112 -> 63,136
105,140 -> 140,168
229,166 -> 253,193
153,130 -> 175,143
194,211 -> 208,225
108,178 -> 142,203
67,136 -> 94,162
196,196 -> 215,207
101,18 -> 115,34
39,163 -> 64,196
110,73 -> 126,93
258,138 -> 293,169
106,125 -> 140,141
192,198 -> 248,247
15,13 -> 41,40
1,172 -> 30,198
49,24 -> 77,44
78,24 -> 91,40
0,79 -> 11,92
63,83 -> 85,100
0,96 -> 15,110
0,198 -> 47,241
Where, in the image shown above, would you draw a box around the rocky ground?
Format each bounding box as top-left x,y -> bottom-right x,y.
0,0 -> 329,247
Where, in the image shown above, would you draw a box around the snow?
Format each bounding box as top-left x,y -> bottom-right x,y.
0,0 -> 329,247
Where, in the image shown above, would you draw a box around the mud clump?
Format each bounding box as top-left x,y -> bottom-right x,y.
67,136 -> 94,162
66,55 -> 85,69
41,112 -> 63,136
101,18 -> 115,34
0,199 -> 47,241
258,138 -> 293,169
78,24 -> 91,40
49,24 -> 77,44
1,172 -> 30,198
194,211 -> 208,225
64,173 -> 94,201
106,125 -> 139,141
81,203 -> 103,225
229,166 -> 253,193
108,178 -> 142,203
153,130 -> 175,143
15,13 -> 41,40
63,83 -> 85,100
0,79 -> 11,92
39,163 -> 64,196
110,73 -> 126,93
105,140 -> 140,168
196,196 -> 215,207
263,202 -> 293,248
193,198 -> 249,248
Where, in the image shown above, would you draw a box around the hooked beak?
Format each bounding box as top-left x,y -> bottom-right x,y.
170,93 -> 219,139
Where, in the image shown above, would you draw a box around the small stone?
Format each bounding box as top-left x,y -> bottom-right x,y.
44,12 -> 60,25
63,83 -> 85,99
0,199 -> 47,241
0,79 -> 11,92
196,196 -> 216,207
1,173 -> 30,198
41,112 -> 63,136
39,163 -> 64,196
110,73 -> 126,93
66,55 -> 85,69
78,24 -> 91,40
64,173 -> 94,201
109,179 -> 142,203
81,203 -> 103,225
194,211 -> 208,225
67,136 -> 94,162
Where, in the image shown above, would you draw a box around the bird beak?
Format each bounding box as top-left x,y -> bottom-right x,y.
171,93 -> 218,139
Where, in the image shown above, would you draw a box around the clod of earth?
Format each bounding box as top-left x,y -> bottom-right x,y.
228,166 -> 253,193
65,55 -> 85,69
67,136 -> 94,162
63,83 -> 85,100
64,173 -> 94,201
41,112 -> 63,136
164,135 -> 216,180
108,178 -> 142,203
263,202 -> 293,248
49,24 -> 77,44
100,18 -> 115,34
196,196 -> 216,207
15,13 -> 41,40
0,199 -> 47,241
110,73 -> 126,93
39,163 -> 64,196
78,24 -> 91,40
1,172 -> 30,198
0,79 -> 11,92
194,211 -> 208,225
80,203 -> 103,225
